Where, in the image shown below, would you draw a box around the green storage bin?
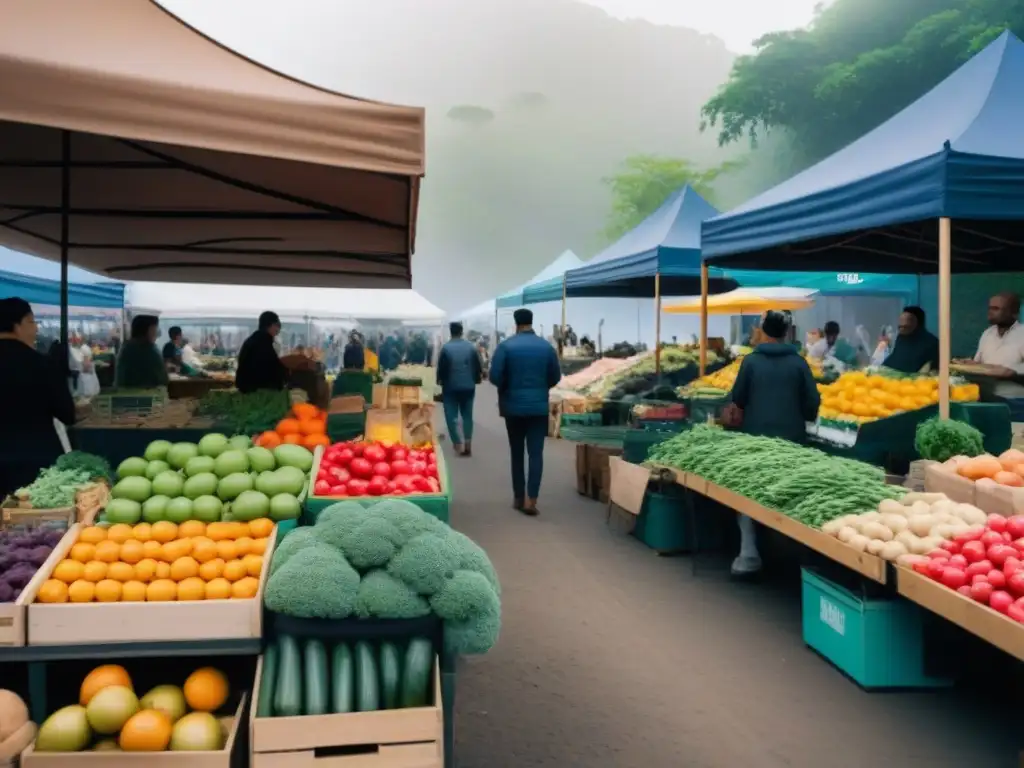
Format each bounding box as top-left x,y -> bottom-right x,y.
801,568 -> 950,689
633,489 -> 723,554
331,370 -> 374,401
622,430 -> 671,464
326,412 -> 366,443
686,395 -> 730,425
561,412 -> 602,427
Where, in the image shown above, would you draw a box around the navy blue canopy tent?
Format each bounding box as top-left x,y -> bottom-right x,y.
0,267 -> 124,309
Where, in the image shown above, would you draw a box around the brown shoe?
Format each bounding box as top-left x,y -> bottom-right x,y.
513,498 -> 525,511
520,498 -> 539,516
461,441 -> 472,457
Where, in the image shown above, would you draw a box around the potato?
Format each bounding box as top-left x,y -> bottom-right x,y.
929,499 -> 955,517
896,553 -> 928,567
859,511 -> 882,524
837,526 -> 858,543
931,523 -> 959,540
896,530 -> 918,549
909,501 -> 932,518
909,537 -> 935,555
955,504 -> 987,526
880,541 -> 909,561
878,499 -> 908,517
866,538 -> 887,555
847,534 -> 871,552
880,514 -> 908,534
908,515 -> 935,537
919,535 -> 944,552
860,522 -> 894,542
903,492 -> 948,505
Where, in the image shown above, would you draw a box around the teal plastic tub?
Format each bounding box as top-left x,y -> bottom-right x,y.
801,568 -> 950,689
633,489 -> 724,554
561,412 -> 602,427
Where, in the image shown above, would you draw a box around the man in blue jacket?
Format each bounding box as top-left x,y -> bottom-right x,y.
437,322 -> 483,457
489,309 -> 561,515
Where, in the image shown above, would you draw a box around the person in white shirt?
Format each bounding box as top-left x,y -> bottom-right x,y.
966,292 -> 1024,417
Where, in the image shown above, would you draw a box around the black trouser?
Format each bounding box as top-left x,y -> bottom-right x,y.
504,415 -> 548,500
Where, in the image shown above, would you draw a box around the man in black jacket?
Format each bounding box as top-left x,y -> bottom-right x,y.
235,311 -> 287,394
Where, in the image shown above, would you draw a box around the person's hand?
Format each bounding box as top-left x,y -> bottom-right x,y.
989,365 -> 1017,379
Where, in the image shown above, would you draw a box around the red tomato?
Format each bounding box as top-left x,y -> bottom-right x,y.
367,476 -> 388,496
385,481 -> 397,494
1007,603 -> 1024,623
395,478 -> 417,494
329,467 -> 351,483
962,541 -> 987,563
1006,516 -> 1024,539
320,456 -> 336,470
329,484 -> 348,496
349,457 -> 374,479
948,554 -> 969,570
317,469 -> 331,483
990,590 -> 1015,613
346,478 -> 369,496
939,540 -> 961,554
391,447 -> 408,462
335,448 -> 355,467
408,450 -> 425,463
426,464 -> 439,480
988,544 -> 1016,567
957,585 -> 974,597
940,568 -> 968,590
1007,571 -> 1024,595
314,479 -> 332,496
988,570 -> 1008,589
980,530 -> 1005,548
970,580 -> 995,603
390,460 -> 412,476
350,442 -> 365,457
412,476 -> 432,493
363,445 -> 388,464
372,462 -> 392,480
426,477 -> 441,493
409,461 -> 428,476
988,514 -> 1009,533
965,559 -> 993,578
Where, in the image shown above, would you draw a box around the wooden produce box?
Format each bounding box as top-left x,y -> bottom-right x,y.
20,695 -> 247,768
923,463 -> 976,505
250,654 -> 443,768
23,525 -> 276,646
575,444 -> 589,495
586,446 -> 623,501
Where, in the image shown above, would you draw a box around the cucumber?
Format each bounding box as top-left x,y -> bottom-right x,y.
274,634 -> 303,717
331,643 -> 354,714
400,638 -> 433,709
354,641 -> 379,712
303,639 -> 329,716
256,641 -> 279,718
379,642 -> 402,709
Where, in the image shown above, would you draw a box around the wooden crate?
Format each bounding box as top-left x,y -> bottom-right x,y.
20,695 -> 246,768
23,526 -> 276,646
250,654 -> 443,768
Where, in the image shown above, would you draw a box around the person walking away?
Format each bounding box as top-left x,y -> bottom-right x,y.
115,315 -> 168,388
878,306 -> 939,373
729,310 -> 820,577
0,298 -> 77,498
235,311 -> 288,394
960,292 -> 1024,420
438,322 -> 483,457
343,331 -> 366,370
489,309 -> 561,515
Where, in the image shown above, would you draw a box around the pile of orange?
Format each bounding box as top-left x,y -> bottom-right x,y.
36,518 -> 274,604
817,371 -> 981,425
254,402 -> 330,450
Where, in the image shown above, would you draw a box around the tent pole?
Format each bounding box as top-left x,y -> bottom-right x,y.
654,272 -> 662,377
699,262 -> 709,377
938,218 -> 952,419
60,129 -> 71,375
559,277 -> 567,359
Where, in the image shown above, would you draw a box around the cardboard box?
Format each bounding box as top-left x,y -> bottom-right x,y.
329,394 -> 366,415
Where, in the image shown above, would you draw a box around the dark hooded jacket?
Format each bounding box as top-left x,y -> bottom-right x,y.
731,343 -> 820,444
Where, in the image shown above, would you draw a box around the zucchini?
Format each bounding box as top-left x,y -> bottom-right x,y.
303,639 -> 329,716
354,641 -> 379,712
331,643 -> 354,714
400,638 -> 433,709
256,641 -> 279,718
274,634 -> 303,717
379,642 -> 402,709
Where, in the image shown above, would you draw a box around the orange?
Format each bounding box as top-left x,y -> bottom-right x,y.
53,559 -> 85,584
106,562 -> 135,582
233,536 -> 254,556
161,538 -> 192,562
146,579 -> 177,602
242,554 -> 263,578
95,579 -> 122,602
231,577 -> 259,599
106,524 -> 135,544
255,430 -> 282,449
183,668 -> 229,712
121,581 -> 147,602
70,542 -> 96,563
82,561 -> 109,582
298,418 -> 326,436
151,521 -> 178,543
222,560 -> 247,583
93,540 -> 121,563
132,523 -> 153,542
204,578 -> 231,600
303,433 -> 331,449
198,558 -> 225,581
215,540 -> 238,561
155,562 -> 172,580
119,710 -> 172,751
249,538 -> 268,555
192,539 -> 218,564
37,579 -> 69,603
229,522 -> 250,539
177,577 -> 206,601
178,520 -> 206,539
68,579 -> 95,603
205,523 -> 231,542
282,433 -> 303,445
248,518 -> 274,539
80,664 -> 133,706
276,418 -> 301,436
170,556 -> 199,582
78,526 -> 107,544
134,558 -> 159,583
142,540 -> 163,560
292,402 -> 319,421
119,540 -> 145,565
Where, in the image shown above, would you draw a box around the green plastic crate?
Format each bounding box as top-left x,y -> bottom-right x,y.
801,568 -> 950,689
633,489 -> 724,554
326,412 -> 366,444
561,412 -> 602,427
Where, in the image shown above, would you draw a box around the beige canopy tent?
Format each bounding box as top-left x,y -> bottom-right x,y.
664,287 -> 816,315
0,0 -> 425,291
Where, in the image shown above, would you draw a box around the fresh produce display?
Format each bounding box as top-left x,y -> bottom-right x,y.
253,402 -> 331,451
13,463 -> 104,509
631,402 -> 686,421
105,436 -> 310,525
313,440 -> 441,498
35,518 -> 274,603
647,425 -> 904,527
264,499 -> 500,655
258,635 -> 436,717
904,512 -> 1024,623
934,449 -> 1024,486
915,417 -> 985,462
0,689 -> 34,762
0,523 -> 66,602
197,388 -> 291,436
580,346 -> 722,400
816,370 -> 980,426
680,357 -> 742,398
34,663 -> 232,752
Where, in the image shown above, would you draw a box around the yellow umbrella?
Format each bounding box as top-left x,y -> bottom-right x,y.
664,288 -> 816,315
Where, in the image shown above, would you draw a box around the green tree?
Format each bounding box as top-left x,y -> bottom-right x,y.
601,155 -> 743,243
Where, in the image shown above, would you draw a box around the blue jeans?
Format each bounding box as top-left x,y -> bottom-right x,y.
505,415 -> 548,500
442,390 -> 475,444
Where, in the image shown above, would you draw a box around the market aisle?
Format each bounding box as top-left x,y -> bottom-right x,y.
447,387 -> 1019,768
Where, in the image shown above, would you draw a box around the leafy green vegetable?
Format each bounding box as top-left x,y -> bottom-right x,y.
914,417 -> 985,463
198,389 -> 290,435
54,451 -> 110,481
15,466 -> 93,508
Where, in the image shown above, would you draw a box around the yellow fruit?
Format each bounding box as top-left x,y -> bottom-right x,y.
198,558 -> 225,581
107,562 -> 135,582
106,524 -> 135,544
161,538 -> 193,563
234,536 -> 255,556
242,554 -> 263,578
68,579 -> 95,603
222,560 -> 247,582
95,579 -> 123,602
78,526 -> 108,544
231,577 -> 259,599
134,558 -> 159,583
142,540 -> 164,560
94,540 -> 121,563
146,579 -> 177,602
151,521 -> 178,543
119,540 -> 145,565
177,577 -> 206,601
248,519 -> 274,539
132,523 -> 153,542
249,538 -> 268,555
192,539 -> 218,564
178,520 -> 206,539
80,665 -> 133,706
82,561 -> 109,582
70,542 -> 96,563
170,556 -> 199,582
155,562 -> 172,580
121,581 -> 147,602
204,578 -> 231,600
215,540 -> 237,561
183,668 -> 229,712
53,559 -> 85,583
37,579 -> 69,603
228,522 -> 249,539
205,523 -> 231,542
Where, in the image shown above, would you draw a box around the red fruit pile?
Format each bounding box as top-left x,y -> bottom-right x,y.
313,441 -> 441,498
913,512 -> 1024,622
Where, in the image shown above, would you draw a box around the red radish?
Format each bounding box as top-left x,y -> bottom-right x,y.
966,559 -> 994,577
1006,556 -> 1023,576
990,590 -> 1015,613
957,585 -> 974,597
962,541 -> 987,563
1007,603 -> 1024,623
912,560 -> 931,576
955,528 -> 985,545
988,570 -> 1008,589
971,580 -> 995,603
939,540 -> 960,553
988,514 -> 1009,533
1008,571 -> 1024,595
928,549 -> 951,560
948,554 -> 968,569
940,568 -> 968,589
988,544 -> 1016,567
981,530 -> 1005,548
1007,516 -> 1024,539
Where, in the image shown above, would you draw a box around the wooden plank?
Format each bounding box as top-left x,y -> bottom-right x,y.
897,567 -> 1024,662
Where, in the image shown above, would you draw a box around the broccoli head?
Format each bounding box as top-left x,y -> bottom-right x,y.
269,526 -> 320,575
444,596 -> 501,655
315,500 -> 367,529
387,533 -> 461,595
447,530 -> 500,596
324,517 -> 403,571
430,570 -> 495,623
369,498 -> 447,545
353,569 -> 432,619
264,543 -> 360,619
